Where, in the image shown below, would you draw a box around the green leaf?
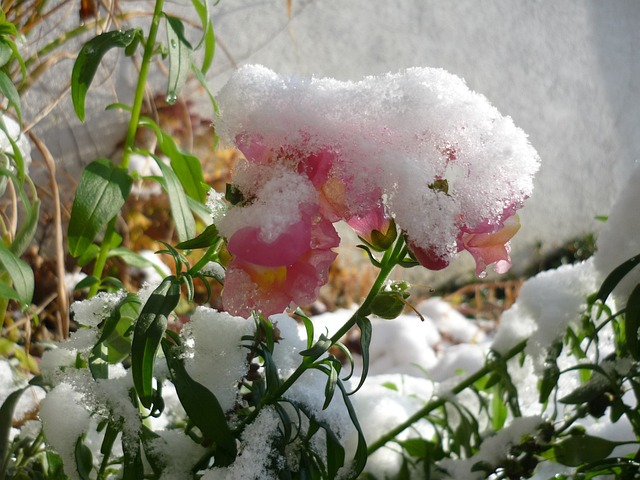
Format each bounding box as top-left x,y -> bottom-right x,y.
0,42 -> 12,67
335,380 -> 367,477
299,334 -> 332,357
76,244 -> 100,267
597,253 -> 640,303
162,339 -> 237,466
0,387 -> 25,478
325,426 -> 346,479
351,315 -> 372,394
552,434 -> 618,467
176,224 -> 219,250
68,158 -> 132,257
0,116 -> 25,183
165,16 -> 192,104
154,156 -> 196,242
89,341 -> 109,380
0,70 -> 20,122
0,282 -> 20,302
189,0 -> 216,72
122,434 -> 143,480
108,247 -> 168,277
624,284 -> 640,360
140,426 -> 166,476
71,29 -> 138,121
559,376 -> 610,405
10,197 -> 40,257
319,361 -> 339,410
74,436 -> 93,480
138,115 -> 207,202
297,309 -> 315,350
0,242 -> 33,306
539,338 -> 563,404
131,276 -> 180,408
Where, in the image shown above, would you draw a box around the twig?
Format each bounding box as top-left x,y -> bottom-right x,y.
28,131 -> 68,339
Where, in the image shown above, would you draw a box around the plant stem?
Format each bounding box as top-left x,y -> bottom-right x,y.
88,0 -> 165,297
366,339 -> 528,455
238,237 -> 408,431
121,0 -> 165,170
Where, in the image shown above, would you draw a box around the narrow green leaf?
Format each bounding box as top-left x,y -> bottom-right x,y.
138,115 -> 208,202
89,341 -> 109,380
299,334 -> 332,357
122,434 -> 143,480
325,426 -> 346,479
0,387 -> 25,478
107,247 -> 168,277
165,16 -> 192,104
0,41 -> 12,67
191,63 -> 219,114
552,434 -> 618,467
559,377 -> 610,405
624,284 -> 640,360
98,423 -> 119,477
187,195 -> 215,226
0,70 -> 20,122
0,281 -> 20,301
335,380 -> 367,477
10,197 -> 40,257
154,156 -> 196,242
74,437 -> 93,480
297,309 -> 315,350
140,425 -> 166,476
539,338 -> 563,404
351,315 -> 372,395
597,254 -> 640,303
176,224 -> 219,250
77,244 -> 101,267
0,116 -> 25,183
321,362 -> 338,410
71,29 -> 137,121
0,242 -> 33,306
131,276 -> 180,408
68,158 -> 132,257
162,339 -> 237,465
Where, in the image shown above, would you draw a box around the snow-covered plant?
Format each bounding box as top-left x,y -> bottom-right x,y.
1,1 -> 603,479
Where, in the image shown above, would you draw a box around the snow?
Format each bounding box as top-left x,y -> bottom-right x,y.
594,163 -> 640,303
216,65 -> 539,267
39,383 -> 92,480
202,407 -> 283,480
439,416 -> 544,480
182,307 -> 255,412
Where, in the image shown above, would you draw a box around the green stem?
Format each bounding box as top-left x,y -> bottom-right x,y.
88,0 -> 165,297
88,216 -> 117,297
121,0 -> 165,170
238,237 -> 408,431
366,339 -> 528,455
187,239 -> 222,276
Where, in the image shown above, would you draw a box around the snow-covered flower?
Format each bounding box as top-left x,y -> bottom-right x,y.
222,204 -> 339,317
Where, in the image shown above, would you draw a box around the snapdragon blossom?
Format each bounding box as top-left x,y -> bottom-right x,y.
215,65 -> 540,315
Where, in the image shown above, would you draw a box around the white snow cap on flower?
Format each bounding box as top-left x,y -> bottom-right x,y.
216,64 -> 540,265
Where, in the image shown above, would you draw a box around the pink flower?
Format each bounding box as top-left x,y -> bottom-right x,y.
347,203 -> 397,251
407,242 -> 450,271
222,208 -> 339,318
459,214 -> 521,276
